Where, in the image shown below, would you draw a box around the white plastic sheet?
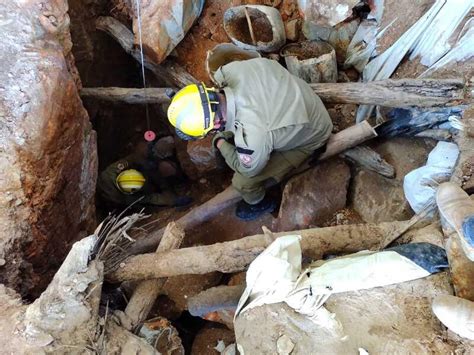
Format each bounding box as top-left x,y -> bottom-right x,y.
403,141 -> 459,215
236,236 -> 434,322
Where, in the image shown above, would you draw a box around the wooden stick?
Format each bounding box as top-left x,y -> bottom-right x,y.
124,222 -> 184,328
129,121 -> 377,255
244,7 -> 257,45
80,87 -> 174,104
95,16 -> 197,87
78,77 -> 471,106
342,145 -> 395,178
109,220 -> 411,282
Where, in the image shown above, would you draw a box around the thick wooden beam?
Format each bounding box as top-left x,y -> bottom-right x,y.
80,87 -> 174,104
81,78 -> 471,107
95,16 -> 197,87
109,220 -> 410,282
311,78 -> 471,107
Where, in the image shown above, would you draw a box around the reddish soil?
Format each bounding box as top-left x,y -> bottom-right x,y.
174,0 -> 301,82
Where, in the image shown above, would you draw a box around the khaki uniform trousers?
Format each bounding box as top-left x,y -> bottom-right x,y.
232,148 -> 312,204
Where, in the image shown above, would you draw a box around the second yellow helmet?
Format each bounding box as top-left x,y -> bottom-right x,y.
115,169 -> 146,194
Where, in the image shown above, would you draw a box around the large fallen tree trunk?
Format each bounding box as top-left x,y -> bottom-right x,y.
110,220 -> 410,282
129,121 -> 377,255
96,16 -> 197,87
81,78 -> 471,106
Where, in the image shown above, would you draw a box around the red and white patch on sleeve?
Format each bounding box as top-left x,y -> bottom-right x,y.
238,153 -> 253,168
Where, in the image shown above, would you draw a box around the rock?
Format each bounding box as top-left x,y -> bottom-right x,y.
351,170 -> 413,223
133,0 -> 204,64
174,135 -> 218,180
235,273 -> 464,353
192,327 -> 236,355
0,0 -> 97,297
187,136 -> 218,175
285,18 -> 301,41
277,334 -> 295,355
298,0 -> 359,27
277,159 -> 350,231
350,138 -> 433,223
162,273 -> 222,312
372,138 -> 434,180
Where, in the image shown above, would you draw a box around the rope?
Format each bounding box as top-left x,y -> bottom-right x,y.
134,0 -> 151,132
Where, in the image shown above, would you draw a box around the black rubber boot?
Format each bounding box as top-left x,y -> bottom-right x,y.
235,196 -> 276,221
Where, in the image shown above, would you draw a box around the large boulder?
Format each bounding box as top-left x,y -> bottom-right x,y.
277,159 -> 350,231
351,170 -> 413,223
351,138 -> 433,223
0,0 -> 97,296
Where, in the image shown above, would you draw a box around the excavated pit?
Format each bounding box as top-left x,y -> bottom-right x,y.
1,0 -> 473,352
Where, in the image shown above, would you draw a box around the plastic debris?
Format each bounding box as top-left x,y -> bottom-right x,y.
214,340 -> 226,353
404,141 -> 459,215
235,236 -> 448,322
409,0 -> 473,67
421,18 -> 474,78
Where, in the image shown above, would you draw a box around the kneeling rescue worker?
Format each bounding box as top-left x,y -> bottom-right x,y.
167,58 -> 333,221
97,140 -> 192,210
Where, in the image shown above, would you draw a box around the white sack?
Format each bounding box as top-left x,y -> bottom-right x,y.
403,141 -> 459,214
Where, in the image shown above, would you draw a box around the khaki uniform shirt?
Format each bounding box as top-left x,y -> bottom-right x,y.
214,58 -> 333,177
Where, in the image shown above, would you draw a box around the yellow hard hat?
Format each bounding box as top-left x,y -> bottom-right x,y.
167,83 -> 219,138
116,169 -> 146,194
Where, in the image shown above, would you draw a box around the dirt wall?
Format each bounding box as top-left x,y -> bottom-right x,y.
0,0 -> 97,297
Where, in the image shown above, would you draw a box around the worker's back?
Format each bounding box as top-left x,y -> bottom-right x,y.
214,58 -> 333,153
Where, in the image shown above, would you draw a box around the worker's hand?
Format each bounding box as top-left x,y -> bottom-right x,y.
212,131 -> 234,149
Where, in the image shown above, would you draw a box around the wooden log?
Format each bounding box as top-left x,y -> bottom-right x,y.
124,222 -> 184,328
79,77 -> 471,107
80,87 -> 174,104
110,220 -> 410,282
342,145 -> 395,178
311,78 -> 471,107
95,16 -> 197,87
129,121 -> 378,255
